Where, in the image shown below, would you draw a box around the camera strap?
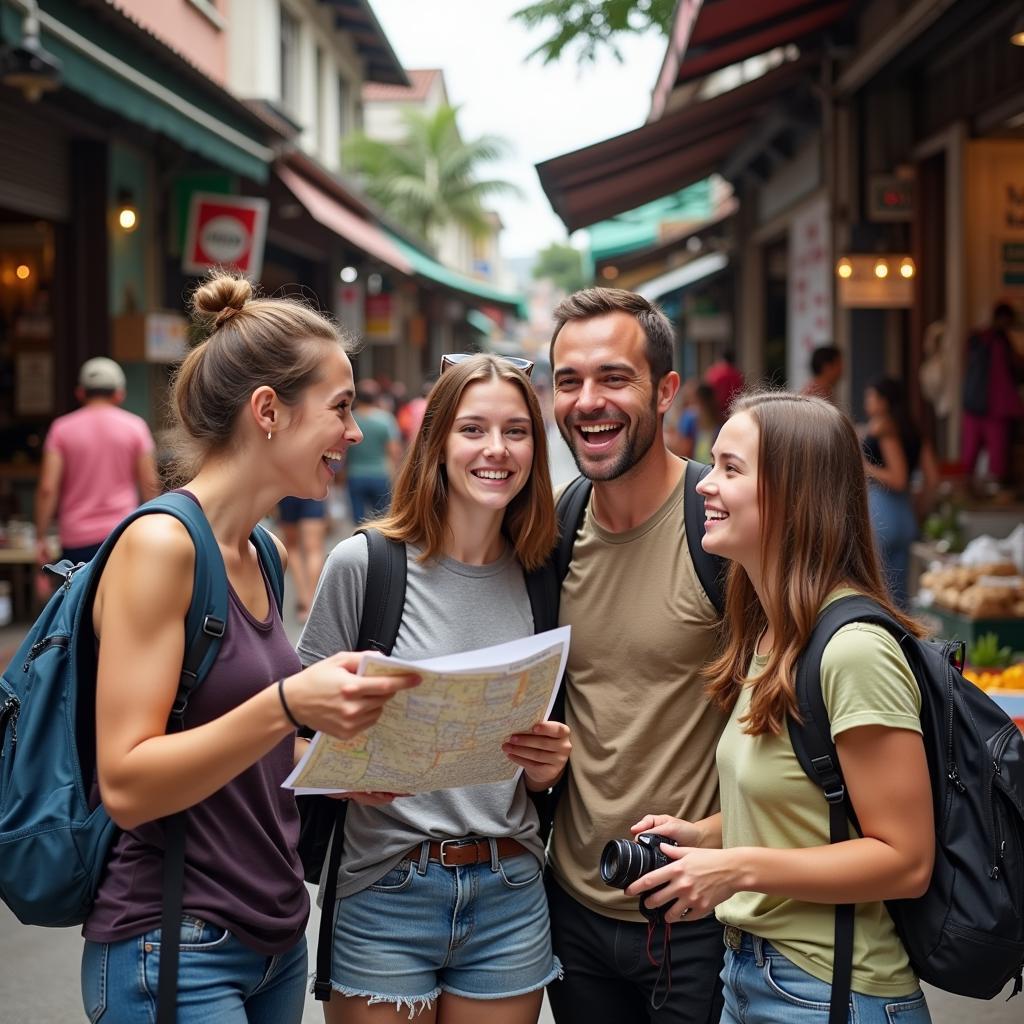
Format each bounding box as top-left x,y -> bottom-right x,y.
645,920 -> 673,1011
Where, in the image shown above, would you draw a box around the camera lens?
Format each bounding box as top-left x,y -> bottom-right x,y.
600,838 -> 651,888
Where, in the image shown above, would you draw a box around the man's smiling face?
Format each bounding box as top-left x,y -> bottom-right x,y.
552,311 -> 662,482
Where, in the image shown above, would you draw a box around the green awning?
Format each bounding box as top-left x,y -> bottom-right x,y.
588,181 -> 714,262
389,235 -> 526,319
1,2 -> 272,183
466,309 -> 495,334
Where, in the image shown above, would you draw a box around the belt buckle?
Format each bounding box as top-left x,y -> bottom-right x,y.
439,838 -> 479,867
724,926 -> 743,950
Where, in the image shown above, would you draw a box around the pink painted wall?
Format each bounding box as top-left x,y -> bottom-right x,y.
109,0 -> 229,86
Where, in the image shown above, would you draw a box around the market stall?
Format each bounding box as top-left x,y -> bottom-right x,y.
917,526 -> 1024,732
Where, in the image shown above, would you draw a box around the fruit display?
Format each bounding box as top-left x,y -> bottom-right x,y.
964,664 -> 1024,691
918,562 -> 1024,618
962,633 -> 1024,693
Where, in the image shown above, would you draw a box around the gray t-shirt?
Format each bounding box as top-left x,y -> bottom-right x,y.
297,534 -> 545,898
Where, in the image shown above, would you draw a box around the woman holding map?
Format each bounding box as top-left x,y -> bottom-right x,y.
299,353 -> 569,1024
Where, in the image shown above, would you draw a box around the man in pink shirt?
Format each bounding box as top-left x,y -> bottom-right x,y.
34,357 -> 159,566
704,348 -> 745,415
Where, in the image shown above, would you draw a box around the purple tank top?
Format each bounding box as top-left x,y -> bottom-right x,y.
84,510 -> 307,954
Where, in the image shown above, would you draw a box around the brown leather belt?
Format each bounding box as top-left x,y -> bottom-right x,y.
408,837 -> 530,867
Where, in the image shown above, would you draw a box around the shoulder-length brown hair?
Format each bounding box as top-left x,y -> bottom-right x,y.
373,355 -> 556,571
705,391 -> 924,735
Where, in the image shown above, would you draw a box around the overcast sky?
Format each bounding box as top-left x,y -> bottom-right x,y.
369,0 -> 668,260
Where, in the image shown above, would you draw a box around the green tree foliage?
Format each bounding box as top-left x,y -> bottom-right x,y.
343,105 -> 521,243
533,242 -> 589,293
513,0 -> 674,65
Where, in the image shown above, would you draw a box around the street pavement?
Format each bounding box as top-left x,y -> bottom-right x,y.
0,456 -> 1019,1021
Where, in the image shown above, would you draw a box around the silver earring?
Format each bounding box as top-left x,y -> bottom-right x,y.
267,430 -> 272,441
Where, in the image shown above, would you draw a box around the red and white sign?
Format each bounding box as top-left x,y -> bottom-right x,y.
788,197 -> 832,392
182,193 -> 269,279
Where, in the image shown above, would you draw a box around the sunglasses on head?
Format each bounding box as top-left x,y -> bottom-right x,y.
439,353 -> 535,378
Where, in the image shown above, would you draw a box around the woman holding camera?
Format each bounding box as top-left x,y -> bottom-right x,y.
627,392 -> 933,1023
298,354 -> 569,1024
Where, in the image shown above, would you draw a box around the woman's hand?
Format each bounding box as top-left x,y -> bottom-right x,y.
503,721 -> 572,791
631,813 -> 706,848
281,653 -> 420,739
626,845 -> 742,923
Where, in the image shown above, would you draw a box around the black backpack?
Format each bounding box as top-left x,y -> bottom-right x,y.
300,528 -> 559,1001
788,596 -> 1024,1024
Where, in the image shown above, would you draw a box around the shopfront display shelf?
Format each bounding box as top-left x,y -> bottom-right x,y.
921,605 -> 1024,653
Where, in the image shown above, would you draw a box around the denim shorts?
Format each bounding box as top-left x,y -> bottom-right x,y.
720,930 -> 931,1024
329,842 -> 561,1014
278,496 -> 326,523
81,915 -> 307,1024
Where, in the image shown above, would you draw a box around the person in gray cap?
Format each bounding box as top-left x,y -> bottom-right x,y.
34,356 -> 159,567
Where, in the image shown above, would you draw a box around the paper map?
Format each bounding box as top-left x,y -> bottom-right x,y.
283,626 -> 570,795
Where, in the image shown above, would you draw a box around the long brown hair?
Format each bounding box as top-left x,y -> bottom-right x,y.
374,355 -> 556,570
705,391 -> 924,735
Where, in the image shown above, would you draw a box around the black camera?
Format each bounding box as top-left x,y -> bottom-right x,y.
600,832 -> 678,922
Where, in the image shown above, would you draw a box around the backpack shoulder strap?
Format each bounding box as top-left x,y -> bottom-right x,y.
683,459 -> 726,614
787,594 -> 908,1024
788,594 -> 907,812
102,493 -> 230,718
525,562 -> 559,636
554,476 -> 592,583
355,528 -> 407,655
252,525 -> 285,614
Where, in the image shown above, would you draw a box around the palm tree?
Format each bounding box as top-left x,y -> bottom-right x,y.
344,105 -> 521,245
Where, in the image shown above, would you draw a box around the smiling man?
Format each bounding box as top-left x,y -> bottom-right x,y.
544,289 -> 727,1024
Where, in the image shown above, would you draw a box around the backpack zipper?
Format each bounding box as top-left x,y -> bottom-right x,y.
943,646 -> 966,793
22,634 -> 70,672
0,694 -> 19,758
986,723 -> 1019,879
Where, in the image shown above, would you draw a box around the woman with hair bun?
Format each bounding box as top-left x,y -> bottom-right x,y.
79,271 -> 419,1024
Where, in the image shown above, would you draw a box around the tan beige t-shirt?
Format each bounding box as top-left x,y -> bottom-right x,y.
549,471 -> 725,921
715,620 -> 922,996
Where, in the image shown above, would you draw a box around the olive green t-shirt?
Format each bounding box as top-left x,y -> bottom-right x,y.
549,471 -> 726,921
715,617 -> 922,996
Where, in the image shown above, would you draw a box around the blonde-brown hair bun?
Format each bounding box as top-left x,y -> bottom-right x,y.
191,272 -> 252,328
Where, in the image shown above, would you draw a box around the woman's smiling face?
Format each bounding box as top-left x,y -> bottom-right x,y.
696,411 -> 762,571
444,376 -> 534,517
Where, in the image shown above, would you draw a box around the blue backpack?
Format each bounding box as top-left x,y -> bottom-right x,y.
0,492 -> 283,929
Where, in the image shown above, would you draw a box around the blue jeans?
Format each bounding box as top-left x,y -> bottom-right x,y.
347,475 -> 391,524
329,843 -> 561,1014
867,484 -> 917,609
81,915 -> 307,1023
720,931 -> 931,1024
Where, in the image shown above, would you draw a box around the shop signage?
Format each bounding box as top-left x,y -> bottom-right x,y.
788,197 -> 832,390
1000,241 -> 1024,287
182,193 -> 269,279
335,279 -> 365,337
867,174 -> 913,222
365,291 -> 397,342
837,256 -> 913,308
